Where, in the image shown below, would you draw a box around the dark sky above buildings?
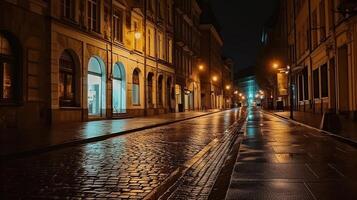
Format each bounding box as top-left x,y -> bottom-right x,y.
210,0 -> 278,72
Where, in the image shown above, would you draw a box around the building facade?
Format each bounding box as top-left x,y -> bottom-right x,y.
199,23 -> 224,110
0,0 -> 233,129
286,0 -> 357,119
173,0 -> 202,112
0,0 -> 176,128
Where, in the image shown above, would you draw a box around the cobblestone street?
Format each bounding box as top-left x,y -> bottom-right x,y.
0,109 -> 244,199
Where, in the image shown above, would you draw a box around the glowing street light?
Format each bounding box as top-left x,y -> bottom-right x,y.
272,62 -> 279,69
212,76 -> 218,82
226,85 -> 231,90
134,31 -> 141,39
234,90 -> 238,95
198,64 -> 204,71
239,93 -> 242,97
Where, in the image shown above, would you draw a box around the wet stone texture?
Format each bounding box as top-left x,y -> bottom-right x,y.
0,110 -> 243,199
226,107 -> 357,200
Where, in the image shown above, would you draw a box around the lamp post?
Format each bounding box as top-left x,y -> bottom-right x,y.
272,62 -> 294,119
288,65 -> 293,119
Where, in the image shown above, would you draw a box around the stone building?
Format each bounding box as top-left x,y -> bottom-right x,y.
0,0 -> 51,129
199,1 -> 225,110
286,0 -> 357,119
1,0 -> 176,128
222,57 -> 234,108
173,0 -> 202,112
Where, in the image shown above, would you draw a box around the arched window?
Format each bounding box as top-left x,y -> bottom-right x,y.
0,33 -> 15,103
147,72 -> 153,107
113,63 -> 126,114
59,50 -> 76,107
88,57 -> 105,116
132,69 -> 140,105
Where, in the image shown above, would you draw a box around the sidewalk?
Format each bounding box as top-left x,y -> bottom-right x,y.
226,107 -> 357,199
0,110 -> 221,159
267,110 -> 357,145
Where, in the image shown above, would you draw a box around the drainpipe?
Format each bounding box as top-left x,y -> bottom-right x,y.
143,0 -> 147,116
308,0 -> 315,113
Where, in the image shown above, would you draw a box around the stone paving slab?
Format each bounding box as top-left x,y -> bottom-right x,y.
266,110 -> 357,146
0,110 -> 221,159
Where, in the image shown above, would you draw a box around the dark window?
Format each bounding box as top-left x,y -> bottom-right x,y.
147,73 -> 153,107
0,34 -> 16,104
303,67 -> 309,100
158,75 -> 163,105
313,68 -> 320,99
312,9 -> 318,49
113,9 -> 123,42
88,0 -> 100,32
321,64 -> 328,97
299,75 -> 304,101
59,50 -> 76,107
319,0 -> 326,41
61,0 -> 75,20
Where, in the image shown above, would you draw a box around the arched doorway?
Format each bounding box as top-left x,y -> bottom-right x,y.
112,62 -> 126,114
158,75 -> 163,106
147,72 -> 154,108
167,77 -> 172,112
88,56 -> 106,117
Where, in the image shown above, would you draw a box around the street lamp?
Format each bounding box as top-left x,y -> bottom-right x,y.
226,85 -> 231,90
134,31 -> 142,39
212,76 -> 218,82
198,64 -> 204,71
272,63 -> 293,119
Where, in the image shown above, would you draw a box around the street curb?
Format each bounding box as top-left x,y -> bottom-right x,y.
262,110 -> 357,147
0,110 -> 224,161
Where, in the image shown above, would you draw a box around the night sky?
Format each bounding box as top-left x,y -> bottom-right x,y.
210,0 -> 278,72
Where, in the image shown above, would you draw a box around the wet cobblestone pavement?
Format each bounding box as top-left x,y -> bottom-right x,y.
0,109 -> 243,199
226,107 -> 357,200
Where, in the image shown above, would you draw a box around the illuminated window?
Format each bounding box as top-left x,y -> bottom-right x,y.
132,69 -> 140,105
61,0 -> 75,20
59,50 -> 76,107
0,33 -> 15,103
113,63 -> 126,114
133,20 -> 141,51
88,0 -> 100,32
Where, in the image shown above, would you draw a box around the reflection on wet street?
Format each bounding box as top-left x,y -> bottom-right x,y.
0,109 -> 242,199
227,107 -> 357,200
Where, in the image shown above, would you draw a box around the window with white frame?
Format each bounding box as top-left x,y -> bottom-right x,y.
147,27 -> 155,57
88,0 -> 100,32
61,0 -> 75,20
113,9 -> 123,42
168,38 -> 173,63
132,69 -> 140,105
157,32 -> 164,60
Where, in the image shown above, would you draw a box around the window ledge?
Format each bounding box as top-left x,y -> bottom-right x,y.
132,104 -> 141,107
59,107 -> 82,110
